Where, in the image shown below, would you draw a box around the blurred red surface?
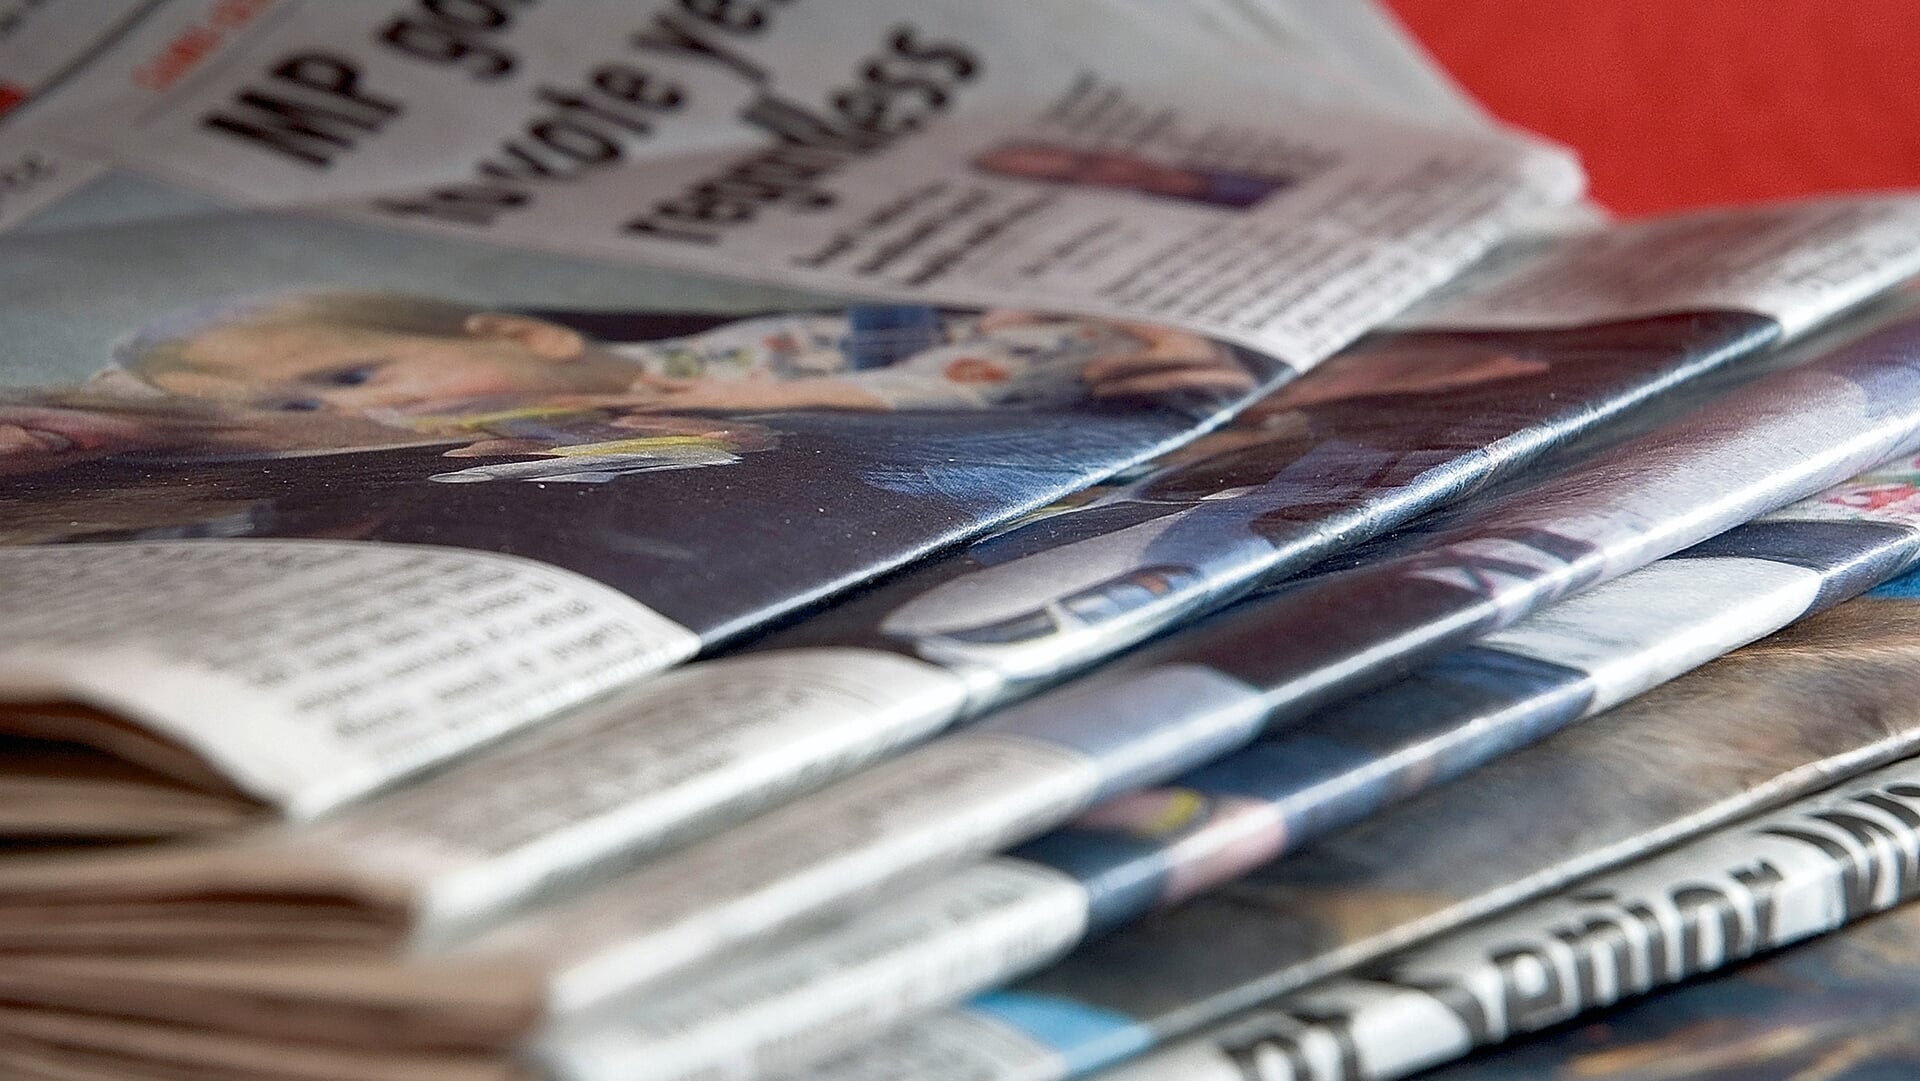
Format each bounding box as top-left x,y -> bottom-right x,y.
1385,0 -> 1920,214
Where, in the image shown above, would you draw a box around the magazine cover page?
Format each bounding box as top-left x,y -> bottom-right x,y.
825,563 -> 1920,1081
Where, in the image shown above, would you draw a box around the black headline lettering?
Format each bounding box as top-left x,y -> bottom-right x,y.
680,0 -> 786,32
200,52 -> 402,168
375,63 -> 684,224
1415,785 -> 1920,1049
380,0 -> 538,81
624,24 -> 979,244
376,0 -> 793,227
367,4 -> 978,236
630,0 -> 787,84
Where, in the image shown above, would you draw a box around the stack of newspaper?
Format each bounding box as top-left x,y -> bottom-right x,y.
7,3 -> 1920,1080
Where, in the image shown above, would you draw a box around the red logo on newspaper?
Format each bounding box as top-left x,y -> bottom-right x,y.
0,83 -> 25,116
132,0 -> 273,91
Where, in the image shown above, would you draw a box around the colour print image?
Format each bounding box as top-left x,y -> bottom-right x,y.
0,291 -> 1274,635
0,292 -> 1258,484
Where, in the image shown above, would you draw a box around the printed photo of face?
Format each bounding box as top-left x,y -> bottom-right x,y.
138,311 -> 633,417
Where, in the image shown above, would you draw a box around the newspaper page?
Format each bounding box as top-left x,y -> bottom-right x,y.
1094,755 -> 1920,1081
813,564 -> 1920,1081
0,0 -> 1448,236
0,0 -> 1580,366
0,540 -> 703,817
8,293 -> 1920,1057
526,451 -> 1920,1081
0,0 -> 144,229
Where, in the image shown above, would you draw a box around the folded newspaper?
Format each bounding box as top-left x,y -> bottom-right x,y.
9,289 -> 1920,1081
544,439 -> 1920,1081
825,563 -> 1920,1081
5,0 -> 1493,233
3,5 -> 1913,1080
15,399 -> 1920,1081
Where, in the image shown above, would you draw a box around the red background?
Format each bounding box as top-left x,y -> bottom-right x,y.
1385,1 -> 1920,215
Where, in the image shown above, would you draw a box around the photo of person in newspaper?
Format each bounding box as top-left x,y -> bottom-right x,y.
114,293 -> 1257,415
0,288 -> 1276,632
0,292 -> 1256,485
0,385 -> 473,473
